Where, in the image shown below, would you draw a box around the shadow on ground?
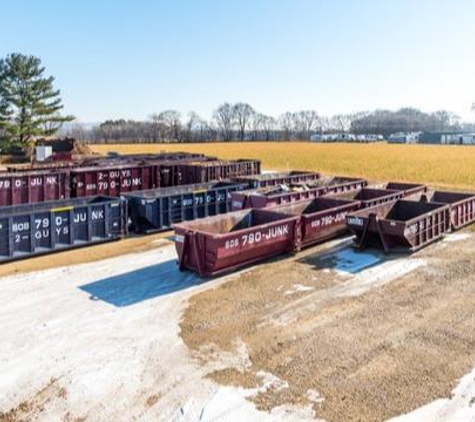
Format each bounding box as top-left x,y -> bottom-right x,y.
298,245 -> 395,275
79,258 -> 199,307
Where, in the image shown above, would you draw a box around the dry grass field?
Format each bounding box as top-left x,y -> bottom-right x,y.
91,142 -> 475,190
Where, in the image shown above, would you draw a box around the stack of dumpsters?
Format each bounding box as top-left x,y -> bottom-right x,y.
0,152 -> 263,262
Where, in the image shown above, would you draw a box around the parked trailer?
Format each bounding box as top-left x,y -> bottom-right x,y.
347,200 -> 450,253
274,197 -> 361,247
0,196 -> 127,263
231,177 -> 367,210
418,191 -> 475,230
328,188 -> 404,208
383,182 -> 427,196
234,171 -> 320,189
177,159 -> 261,185
174,209 -> 300,277
126,181 -> 249,234
0,170 -> 70,206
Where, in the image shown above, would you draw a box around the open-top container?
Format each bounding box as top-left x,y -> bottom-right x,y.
346,200 -> 450,253
383,182 -> 427,196
274,197 -> 361,247
234,171 -> 320,189
174,208 -> 300,277
125,181 -> 248,233
419,190 -> 475,230
328,188 -> 403,208
231,176 -> 367,210
0,196 -> 127,263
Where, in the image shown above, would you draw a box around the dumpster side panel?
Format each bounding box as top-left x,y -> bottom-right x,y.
0,171 -> 70,206
127,182 -> 249,233
300,201 -> 361,246
235,171 -> 320,189
71,165 -> 156,197
178,160 -> 261,185
174,211 -> 299,276
449,197 -> 475,230
385,182 -> 427,196
0,197 -> 127,263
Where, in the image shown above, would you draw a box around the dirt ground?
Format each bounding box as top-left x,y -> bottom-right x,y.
180,230 -> 475,421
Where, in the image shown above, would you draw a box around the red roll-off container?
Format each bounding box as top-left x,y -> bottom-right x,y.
174,208 -> 300,277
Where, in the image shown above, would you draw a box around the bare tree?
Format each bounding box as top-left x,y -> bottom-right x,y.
155,110 -> 182,142
184,111 -> 209,142
249,112 -> 264,140
233,103 -> 255,141
278,112 -> 295,141
331,114 -> 353,133
261,115 -> 277,141
291,110 -> 321,139
213,103 -> 235,141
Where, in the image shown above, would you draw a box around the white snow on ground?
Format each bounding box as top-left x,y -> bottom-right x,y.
0,232 -> 473,421
321,247 -> 425,297
336,256 -> 426,297
284,284 -> 315,295
388,363 -> 475,422
0,244 -> 314,422
442,232 -> 471,243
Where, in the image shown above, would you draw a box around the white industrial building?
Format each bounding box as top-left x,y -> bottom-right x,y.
388,132 -> 420,144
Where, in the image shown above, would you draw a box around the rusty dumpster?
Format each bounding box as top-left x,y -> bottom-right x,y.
230,176 -> 367,210
328,188 -> 404,208
346,200 -> 450,253
274,197 -> 361,247
234,171 -> 320,189
418,190 -> 475,230
174,209 -> 300,277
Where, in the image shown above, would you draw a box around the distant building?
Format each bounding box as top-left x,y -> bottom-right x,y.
388,132 -> 420,144
310,133 -> 383,143
418,131 -> 475,145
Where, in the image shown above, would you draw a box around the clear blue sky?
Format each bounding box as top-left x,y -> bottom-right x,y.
2,0 -> 474,122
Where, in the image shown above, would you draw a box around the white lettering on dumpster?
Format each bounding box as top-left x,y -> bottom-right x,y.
347,216 -> 364,227
311,212 -> 348,228
224,224 -> 290,249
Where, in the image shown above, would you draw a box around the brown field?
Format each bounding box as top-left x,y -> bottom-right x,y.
91,142 -> 475,190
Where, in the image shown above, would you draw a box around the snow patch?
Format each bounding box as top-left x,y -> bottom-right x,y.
338,258 -> 426,297
256,371 -> 289,393
285,284 -> 314,295
306,389 -> 325,404
443,233 -> 471,243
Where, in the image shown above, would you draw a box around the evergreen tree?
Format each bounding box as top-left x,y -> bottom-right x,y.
0,53 -> 73,149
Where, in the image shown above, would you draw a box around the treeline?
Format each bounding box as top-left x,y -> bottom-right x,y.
65,103 -> 467,143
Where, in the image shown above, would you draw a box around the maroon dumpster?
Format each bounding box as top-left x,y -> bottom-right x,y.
347,200 -> 450,253
275,197 -> 361,247
328,188 -> 404,208
418,190 -> 475,231
70,164 -> 157,197
174,209 -> 300,277
383,182 -> 427,196
234,171 -> 320,189
323,177 -> 369,195
231,177 -> 367,210
177,159 -> 261,185
0,170 -> 70,206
